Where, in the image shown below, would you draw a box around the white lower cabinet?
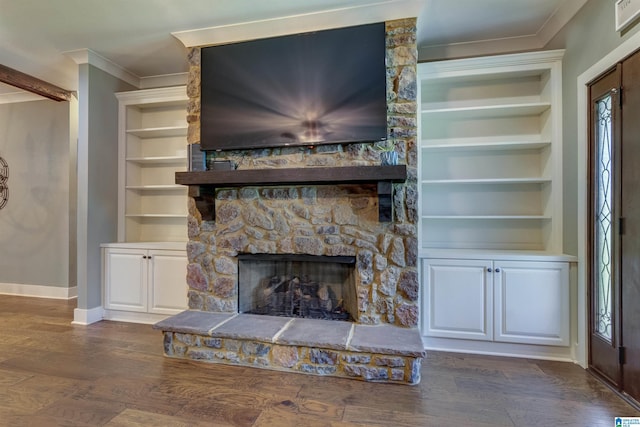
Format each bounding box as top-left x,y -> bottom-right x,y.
424,258 -> 494,341
103,243 -> 188,323
423,258 -> 569,347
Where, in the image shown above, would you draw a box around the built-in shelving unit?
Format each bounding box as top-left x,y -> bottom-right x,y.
116,87 -> 189,243
418,51 -> 575,361
418,50 -> 565,253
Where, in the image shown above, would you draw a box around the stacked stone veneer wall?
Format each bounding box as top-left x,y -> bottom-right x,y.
184,18 -> 419,327
162,332 -> 422,384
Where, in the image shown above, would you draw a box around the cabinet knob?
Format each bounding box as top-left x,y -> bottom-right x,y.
487,268 -> 492,273
495,268 -> 501,273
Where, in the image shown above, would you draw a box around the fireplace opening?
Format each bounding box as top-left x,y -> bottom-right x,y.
238,254 -> 357,322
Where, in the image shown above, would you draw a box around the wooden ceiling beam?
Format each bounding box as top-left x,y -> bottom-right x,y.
0,64 -> 73,102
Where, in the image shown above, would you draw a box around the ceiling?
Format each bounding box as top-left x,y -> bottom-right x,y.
0,0 -> 588,99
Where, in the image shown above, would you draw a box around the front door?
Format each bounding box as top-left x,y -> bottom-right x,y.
588,49 -> 640,405
619,49 -> 640,403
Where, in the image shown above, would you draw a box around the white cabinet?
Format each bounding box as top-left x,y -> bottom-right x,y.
494,260 -> 569,346
115,87 -> 188,243
423,257 -> 569,347
423,258 -> 493,341
418,50 -> 564,252
104,247 -> 147,312
103,243 -> 188,323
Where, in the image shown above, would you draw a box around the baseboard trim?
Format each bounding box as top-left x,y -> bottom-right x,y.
0,282 -> 78,300
72,306 -> 104,325
423,335 -> 575,363
103,309 -> 174,325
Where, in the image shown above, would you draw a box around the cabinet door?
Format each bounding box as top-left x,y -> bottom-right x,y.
104,248 -> 147,312
494,261 -> 569,346
148,249 -> 188,314
423,259 -> 493,341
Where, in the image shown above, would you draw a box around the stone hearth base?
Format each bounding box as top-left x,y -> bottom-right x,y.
154,311 -> 426,385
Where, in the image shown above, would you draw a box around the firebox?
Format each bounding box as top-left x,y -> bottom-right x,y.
237,254 -> 357,322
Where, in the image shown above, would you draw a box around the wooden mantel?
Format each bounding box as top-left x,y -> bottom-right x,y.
176,165 -> 407,222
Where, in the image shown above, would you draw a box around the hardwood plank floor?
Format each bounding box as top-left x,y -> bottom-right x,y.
0,295 -> 638,426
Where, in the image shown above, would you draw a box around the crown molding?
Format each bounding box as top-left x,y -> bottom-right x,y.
538,0 -> 589,46
418,0 -> 588,61
63,48 -> 141,88
172,0 -> 422,47
139,72 -> 188,89
418,35 -> 541,61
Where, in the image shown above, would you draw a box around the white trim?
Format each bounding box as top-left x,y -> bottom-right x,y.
423,337 -> 574,362
418,49 -> 566,77
0,282 -> 78,300
72,306 -> 104,325
102,309 -> 173,325
538,0 -> 590,46
172,0 -> 423,47
139,73 -> 188,89
114,86 -> 187,105
418,35 -> 541,62
63,48 -> 141,88
576,29 -> 640,369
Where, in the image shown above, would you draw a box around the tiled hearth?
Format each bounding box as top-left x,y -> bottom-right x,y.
155,311 -> 425,384
155,17 -> 424,384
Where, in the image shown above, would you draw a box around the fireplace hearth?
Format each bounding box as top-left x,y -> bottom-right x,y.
238,254 -> 356,322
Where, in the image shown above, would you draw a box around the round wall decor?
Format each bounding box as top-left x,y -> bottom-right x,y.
0,155 -> 8,210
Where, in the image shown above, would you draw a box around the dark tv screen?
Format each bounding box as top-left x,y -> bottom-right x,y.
200,23 -> 387,151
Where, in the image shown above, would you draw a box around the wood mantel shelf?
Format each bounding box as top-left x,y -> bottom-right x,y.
175,165 -> 407,222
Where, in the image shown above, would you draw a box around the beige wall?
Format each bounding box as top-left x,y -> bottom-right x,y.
0,99 -> 71,287
76,64 -> 135,310
546,0 -> 640,256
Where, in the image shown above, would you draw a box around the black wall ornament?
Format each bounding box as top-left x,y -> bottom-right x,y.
0,155 -> 8,210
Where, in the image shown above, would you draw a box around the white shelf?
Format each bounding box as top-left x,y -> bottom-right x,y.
125,185 -> 186,190
421,178 -> 552,185
125,214 -> 187,218
418,50 -> 564,253
127,126 -> 187,138
116,86 -> 189,243
126,156 -> 187,164
419,248 -> 576,262
422,139 -> 551,152
421,102 -> 551,118
422,215 -> 551,220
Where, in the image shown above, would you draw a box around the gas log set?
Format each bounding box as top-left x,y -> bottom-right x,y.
238,254 -> 356,322
248,274 -> 351,321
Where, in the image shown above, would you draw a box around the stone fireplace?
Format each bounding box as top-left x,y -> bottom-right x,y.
155,17 -> 425,384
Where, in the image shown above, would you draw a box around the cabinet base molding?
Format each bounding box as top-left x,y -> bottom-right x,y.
103,309 -> 177,325
423,336 -> 574,362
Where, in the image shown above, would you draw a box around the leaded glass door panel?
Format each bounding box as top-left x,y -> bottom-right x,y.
588,66 -> 621,388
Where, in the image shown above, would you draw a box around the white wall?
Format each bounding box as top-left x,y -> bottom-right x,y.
0,100 -> 71,291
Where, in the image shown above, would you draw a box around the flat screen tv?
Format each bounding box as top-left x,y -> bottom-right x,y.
200,23 -> 387,152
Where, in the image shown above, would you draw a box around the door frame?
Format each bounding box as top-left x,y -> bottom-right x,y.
577,30 -> 640,368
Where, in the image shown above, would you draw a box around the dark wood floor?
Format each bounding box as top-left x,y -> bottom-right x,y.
0,295 -> 638,426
